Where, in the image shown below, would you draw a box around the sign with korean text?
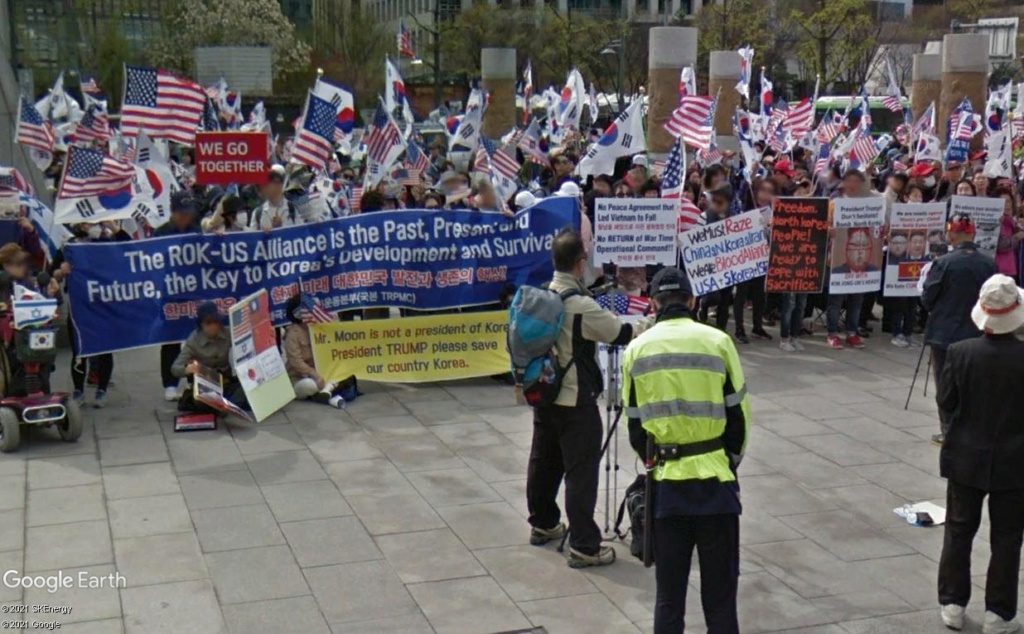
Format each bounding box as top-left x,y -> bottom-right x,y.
593,199 -> 678,266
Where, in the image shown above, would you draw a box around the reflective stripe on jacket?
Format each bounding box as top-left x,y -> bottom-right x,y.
622,316 -> 750,485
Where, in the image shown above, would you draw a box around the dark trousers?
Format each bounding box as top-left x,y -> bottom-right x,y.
733,277 -> 765,333
654,514 -> 740,634
889,297 -> 916,337
69,316 -> 113,391
931,346 -> 948,433
939,481 -> 1024,621
160,343 -> 181,389
526,403 -> 602,554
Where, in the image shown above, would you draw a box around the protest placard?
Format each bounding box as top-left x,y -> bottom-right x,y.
64,198 -> 577,356
311,311 -> 509,383
194,131 -> 270,185
829,197 -> 885,294
950,195 -> 1003,257
765,198 -> 829,293
679,209 -> 769,296
229,290 -> 294,422
884,202 -> 947,297
193,366 -> 254,423
593,199 -> 677,266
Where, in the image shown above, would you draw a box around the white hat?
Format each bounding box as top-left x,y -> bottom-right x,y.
514,190 -> 538,209
555,181 -> 581,198
971,274 -> 1024,335
631,154 -> 648,167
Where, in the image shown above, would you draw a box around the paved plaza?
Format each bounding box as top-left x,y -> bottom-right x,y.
0,333 -> 1008,633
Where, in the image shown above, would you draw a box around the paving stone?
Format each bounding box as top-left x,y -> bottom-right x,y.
408,576 -> 530,634
778,510 -> 915,562
108,493 -> 192,538
0,509 -> 23,553
26,484 -> 106,527
410,401 -> 485,426
113,532 -> 208,586
305,560 -> 420,624
205,545 -> 309,604
222,596 -> 331,634
756,412 -> 835,438
325,459 -> 415,497
231,424 -> 305,455
847,462 -> 947,501
179,469 -> 264,511
375,435 -> 466,472
791,434 -> 897,467
346,490 -> 447,536
475,545 -> 597,601
244,449 -> 327,485
458,444 -> 531,483
837,609 -> 949,633
328,614 -> 434,634
406,467 -> 502,507
376,528 -> 484,583
24,564 -> 122,624
94,414 -> 162,439
191,503 -> 285,553
98,434 -> 168,467
436,501 -> 529,550
742,475 -> 837,516
345,393 -> 409,423
476,406 -> 533,435
102,462 -> 180,500
281,516 -> 382,567
56,619 -> 125,634
806,591 -> 915,624
519,593 -> 640,634
27,454 -> 101,489
167,432 -> 246,474
121,579 -> 226,634
736,571 -> 835,632
260,479 -> 352,522
755,451 -> 867,490
306,433 -> 384,463
430,422 -> 508,451
359,415 -> 428,440
0,474 -> 27,510
26,519 -> 111,572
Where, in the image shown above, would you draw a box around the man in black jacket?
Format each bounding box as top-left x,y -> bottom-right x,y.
936,274 -> 1024,634
921,214 -> 996,445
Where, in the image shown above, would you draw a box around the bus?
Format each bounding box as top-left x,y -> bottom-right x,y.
809,95 -> 912,137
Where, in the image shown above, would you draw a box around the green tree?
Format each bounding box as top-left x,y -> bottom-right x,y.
788,0 -> 875,87
685,0 -> 790,83
150,0 -> 311,83
80,17 -> 132,108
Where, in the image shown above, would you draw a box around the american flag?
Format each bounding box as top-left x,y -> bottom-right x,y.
481,137 -> 520,179
882,95 -> 903,113
517,119 -> 550,167
300,294 -> 334,324
292,93 -> 336,169
57,146 -> 134,199
666,95 -> 715,151
814,142 -> 831,175
79,73 -> 102,96
392,166 -> 420,187
16,96 -> 54,153
0,168 -> 31,195
231,300 -> 252,342
121,65 -> 205,145
596,292 -> 650,316
661,139 -> 701,231
201,98 -> 221,132
73,104 -> 111,144
892,159 -> 908,172
405,140 -> 431,175
849,131 -> 878,164
952,110 -> 975,142
349,185 -> 363,213
697,145 -> 723,166
785,98 -> 815,140
364,102 -> 402,165
398,21 -> 417,59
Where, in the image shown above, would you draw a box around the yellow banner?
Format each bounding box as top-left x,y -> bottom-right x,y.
310,311 -> 509,383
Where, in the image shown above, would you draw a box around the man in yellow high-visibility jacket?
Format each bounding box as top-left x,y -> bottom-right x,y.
622,266 -> 750,634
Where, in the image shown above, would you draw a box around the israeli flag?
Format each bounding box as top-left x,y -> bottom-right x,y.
12,284 -> 57,329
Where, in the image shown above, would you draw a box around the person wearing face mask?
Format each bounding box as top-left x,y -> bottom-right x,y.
249,167 -> 298,230
201,195 -> 249,233
49,222 -> 130,407
171,301 -> 247,413
526,228 -> 650,569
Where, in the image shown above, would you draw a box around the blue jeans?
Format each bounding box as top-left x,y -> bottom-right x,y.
826,293 -> 863,336
779,293 -> 808,339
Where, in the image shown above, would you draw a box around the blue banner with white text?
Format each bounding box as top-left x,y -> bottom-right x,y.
65,198 -> 578,355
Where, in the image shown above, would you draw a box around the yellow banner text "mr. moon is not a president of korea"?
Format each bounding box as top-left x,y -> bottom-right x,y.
310,311 -> 510,383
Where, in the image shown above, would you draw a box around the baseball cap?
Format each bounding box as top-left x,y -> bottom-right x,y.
650,267 -> 693,298
773,158 -> 796,178
170,191 -> 198,213
631,155 -> 649,168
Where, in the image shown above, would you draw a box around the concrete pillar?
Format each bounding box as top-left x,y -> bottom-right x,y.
708,50 -> 741,152
910,54 -> 940,125
647,27 -> 698,157
939,33 -> 990,146
480,48 -> 517,139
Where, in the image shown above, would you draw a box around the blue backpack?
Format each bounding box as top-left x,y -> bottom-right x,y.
507,286 -> 579,408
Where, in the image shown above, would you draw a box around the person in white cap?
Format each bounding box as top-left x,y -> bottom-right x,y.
936,273 -> 1024,634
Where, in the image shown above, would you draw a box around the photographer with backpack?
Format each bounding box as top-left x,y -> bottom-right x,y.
521,228 -> 650,569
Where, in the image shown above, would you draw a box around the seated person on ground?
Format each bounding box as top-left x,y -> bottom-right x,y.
171,301 -> 247,413
283,294 -> 354,409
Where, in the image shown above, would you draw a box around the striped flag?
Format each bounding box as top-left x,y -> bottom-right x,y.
882,58 -> 903,113
952,110 -> 976,142
404,140 -> 431,176
364,101 -> 403,166
0,168 -> 32,195
893,159 -> 908,172
121,65 -> 205,145
849,131 -> 878,164
73,104 -> 111,144
481,137 -> 520,180
882,95 -> 903,113
661,139 -> 701,232
300,294 -> 334,324
79,73 -> 103,98
57,146 -> 134,199
16,96 -> 54,154
785,98 -> 815,140
517,119 -> 550,167
596,292 -> 650,316
398,21 -> 417,59
291,92 -> 337,169
665,95 -> 715,151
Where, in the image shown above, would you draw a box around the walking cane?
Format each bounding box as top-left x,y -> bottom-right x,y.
904,343 -> 928,410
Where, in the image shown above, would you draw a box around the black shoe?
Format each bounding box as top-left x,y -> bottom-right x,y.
857,327 -> 871,338
751,328 -> 773,341
735,331 -> 750,344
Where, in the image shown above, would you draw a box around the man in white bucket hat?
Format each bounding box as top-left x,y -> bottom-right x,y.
936,273 -> 1024,634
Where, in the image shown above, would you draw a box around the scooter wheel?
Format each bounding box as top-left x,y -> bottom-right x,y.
58,400 -> 82,443
0,407 -> 20,453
